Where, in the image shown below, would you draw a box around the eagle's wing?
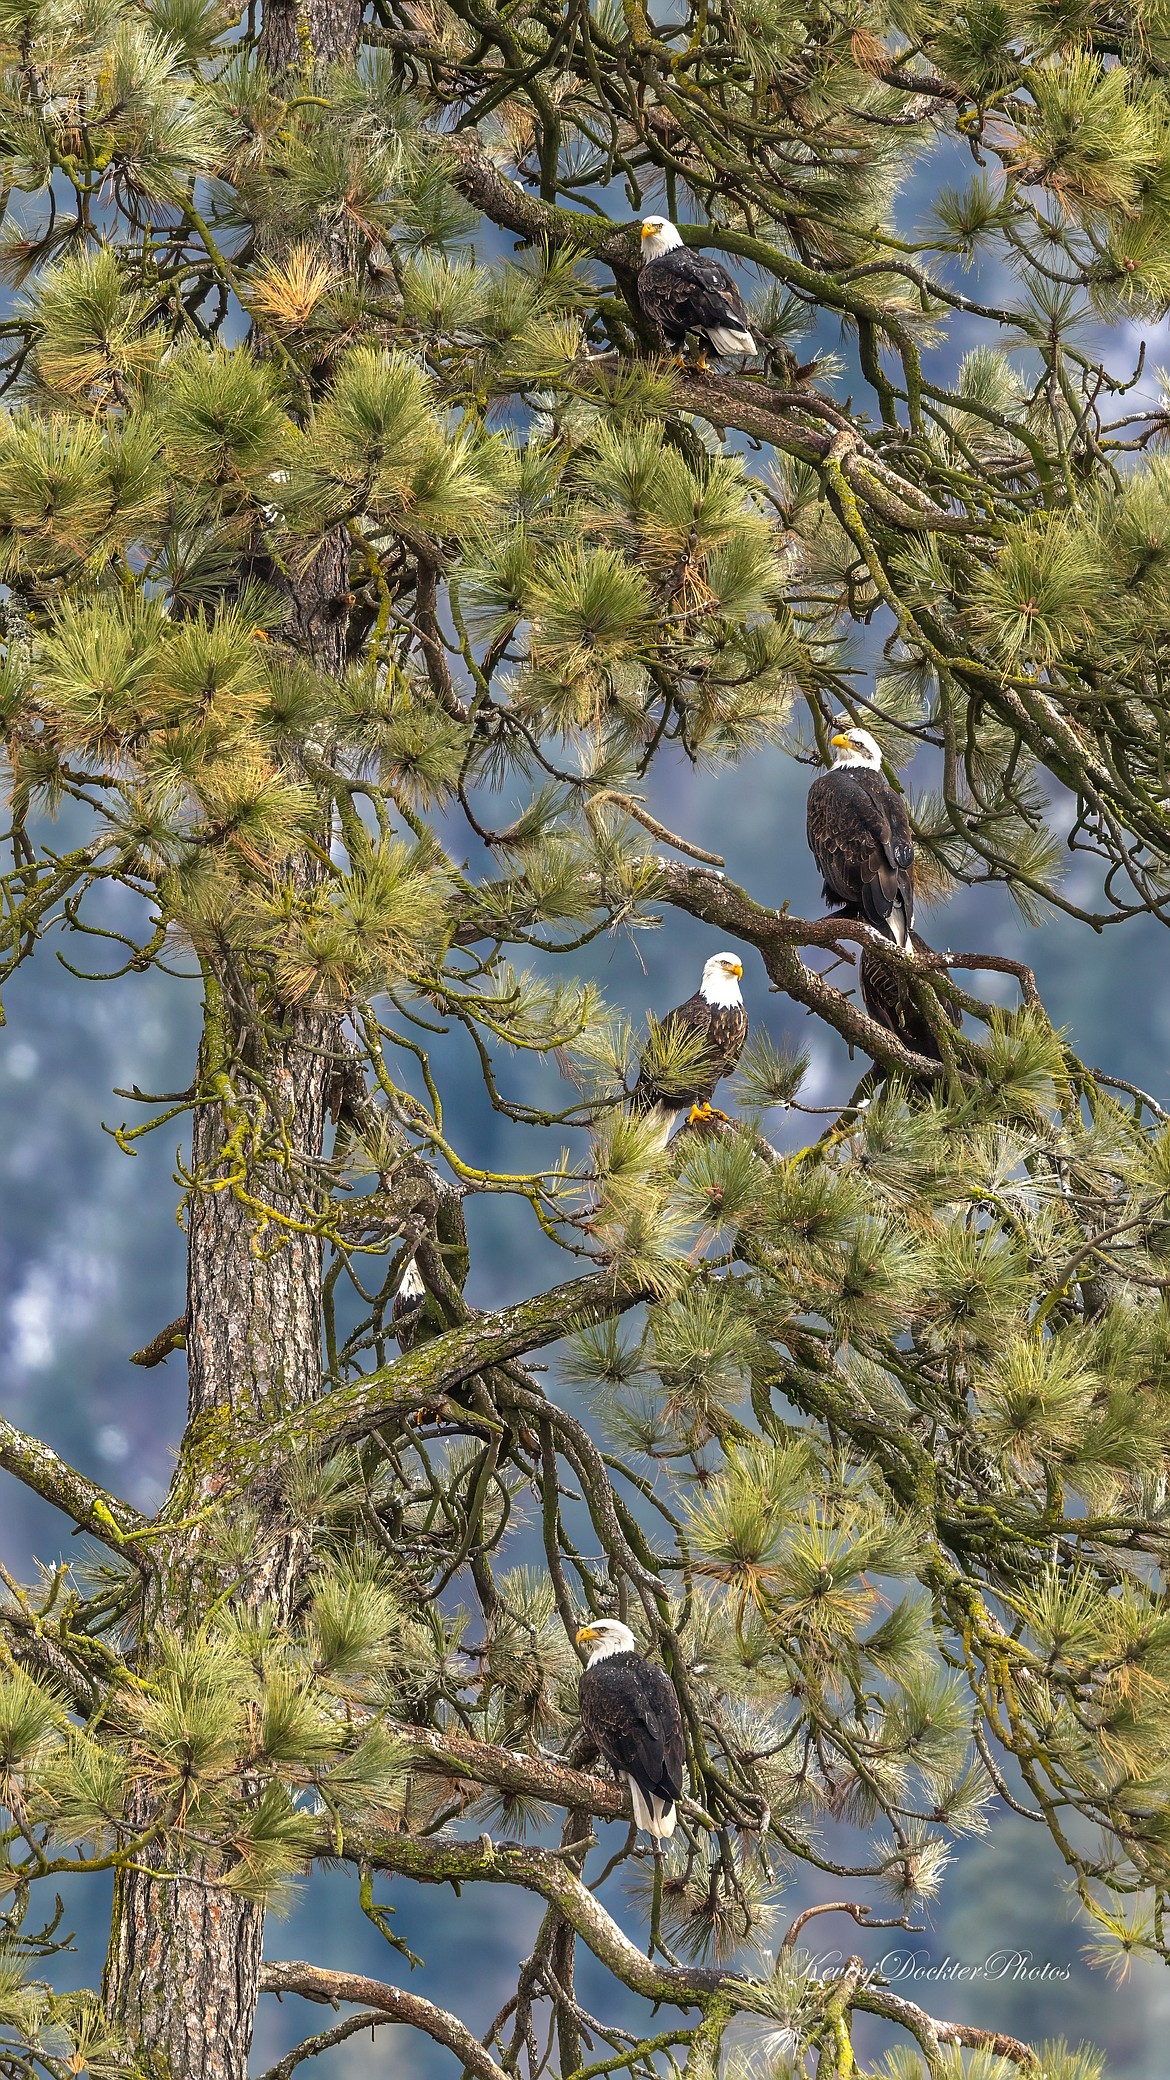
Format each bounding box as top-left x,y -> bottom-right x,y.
857,771 -> 914,936
581,1659 -> 684,1804
638,251 -> 751,339
807,770 -> 914,940
643,1663 -> 686,1804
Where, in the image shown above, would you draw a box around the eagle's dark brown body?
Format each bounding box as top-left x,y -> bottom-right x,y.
578,1649 -> 685,1838
632,992 -> 748,1116
807,765 -> 915,946
638,248 -> 754,354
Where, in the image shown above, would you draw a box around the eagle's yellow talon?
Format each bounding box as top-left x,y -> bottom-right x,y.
688,1101 -> 713,1124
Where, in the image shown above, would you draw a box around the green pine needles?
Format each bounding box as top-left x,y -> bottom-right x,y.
4,0 -> 1170,2074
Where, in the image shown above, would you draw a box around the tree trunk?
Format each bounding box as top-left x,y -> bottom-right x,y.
103,1021 -> 332,2079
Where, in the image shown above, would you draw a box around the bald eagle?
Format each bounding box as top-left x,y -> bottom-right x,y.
637,218 -> 757,363
577,1620 -> 686,1839
807,727 -> 915,950
631,951 -> 747,1136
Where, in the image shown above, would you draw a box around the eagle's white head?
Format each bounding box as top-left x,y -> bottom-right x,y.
640,215 -> 684,260
830,726 -> 883,771
576,1618 -> 637,1663
700,950 -> 744,1008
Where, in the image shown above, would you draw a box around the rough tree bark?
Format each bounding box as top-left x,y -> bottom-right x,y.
102,1015 -> 332,2079
101,3 -> 360,2068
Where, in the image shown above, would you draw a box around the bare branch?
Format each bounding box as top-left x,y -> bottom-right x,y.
855,1983 -> 1040,2071
130,1316 -> 187,1368
387,1721 -> 630,1822
259,1962 -> 510,2080
253,2010 -> 395,2080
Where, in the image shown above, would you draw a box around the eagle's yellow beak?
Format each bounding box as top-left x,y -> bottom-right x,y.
727,960 -> 743,978
576,1624 -> 598,1644
641,222 -> 659,240
830,732 -> 853,750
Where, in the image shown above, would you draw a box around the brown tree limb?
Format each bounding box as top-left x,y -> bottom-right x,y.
853,1983 -> 1039,2071
259,1963 -> 510,2080
332,1826 -> 725,2002
329,1828 -> 1040,2070
443,134 -> 636,274
780,1900 -> 921,1952
387,1720 -> 629,1821
130,1316 -> 187,1368
0,1412 -> 145,1551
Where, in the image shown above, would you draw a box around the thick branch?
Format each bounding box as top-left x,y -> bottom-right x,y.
255,1268 -> 645,1467
568,362 -> 970,533
129,1316 -> 187,1368
259,1962 -> 509,2080
329,1828 -> 1040,2069
443,134 -> 636,273
0,1412 -> 145,1551
854,1984 -> 1039,2071
388,1721 -> 629,1821
333,1827 -> 722,2003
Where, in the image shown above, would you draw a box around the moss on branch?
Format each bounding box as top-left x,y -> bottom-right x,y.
0,1413 -> 145,1551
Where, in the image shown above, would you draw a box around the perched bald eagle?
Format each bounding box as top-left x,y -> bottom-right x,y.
392,1257 -> 426,1349
637,218 -> 757,363
807,727 -> 915,950
577,1620 -> 686,1840
631,951 -> 747,1136
859,927 -> 960,1065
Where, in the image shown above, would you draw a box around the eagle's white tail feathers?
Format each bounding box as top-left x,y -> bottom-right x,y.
889,897 -> 912,953
708,323 -> 756,355
627,1777 -> 677,1839
651,1796 -> 677,1838
644,1102 -> 680,1145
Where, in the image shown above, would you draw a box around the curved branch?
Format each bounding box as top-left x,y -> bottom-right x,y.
301,1267 -> 644,1448
253,2010 -> 395,2079
653,860 -> 948,1078
259,1962 -> 509,2080
854,1983 -> 1039,2071
330,1828 -> 1040,2070
0,1411 -> 145,1552
333,1827 -> 723,2003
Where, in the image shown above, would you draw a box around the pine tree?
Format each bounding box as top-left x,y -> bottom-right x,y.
4,0 -> 1170,2074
